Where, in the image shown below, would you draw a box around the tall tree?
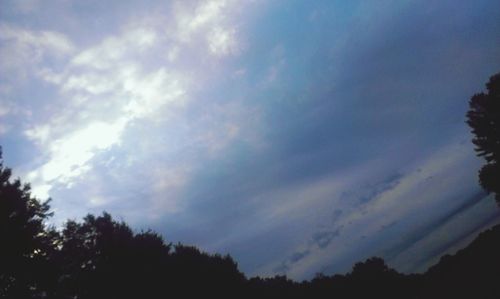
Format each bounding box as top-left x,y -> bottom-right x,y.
466,72 -> 500,205
0,147 -> 58,298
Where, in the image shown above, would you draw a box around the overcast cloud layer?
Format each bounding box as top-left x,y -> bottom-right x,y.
1,0 -> 500,280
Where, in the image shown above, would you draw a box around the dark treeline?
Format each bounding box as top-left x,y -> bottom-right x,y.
1,151 -> 500,299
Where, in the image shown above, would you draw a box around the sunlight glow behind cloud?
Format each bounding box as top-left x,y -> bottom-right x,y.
18,0 -> 248,201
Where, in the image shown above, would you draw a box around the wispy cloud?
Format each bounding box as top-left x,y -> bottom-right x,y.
71,28 -> 157,70
25,30 -> 186,198
0,24 -> 74,80
263,140 -> 486,279
15,0 -> 257,204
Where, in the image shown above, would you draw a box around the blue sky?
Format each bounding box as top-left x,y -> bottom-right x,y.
1,0 -> 499,280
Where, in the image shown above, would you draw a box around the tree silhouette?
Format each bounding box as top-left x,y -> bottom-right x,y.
466,72 -> 500,204
56,213 -> 138,299
56,212 -> 176,299
1,146 -> 500,298
0,147 -> 58,298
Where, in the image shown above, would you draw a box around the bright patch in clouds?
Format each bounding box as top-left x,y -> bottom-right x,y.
208,26 -> 238,56
28,119 -> 127,184
25,43 -> 187,198
18,0 -> 249,198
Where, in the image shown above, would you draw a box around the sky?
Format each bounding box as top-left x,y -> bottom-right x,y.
1,0 -> 500,280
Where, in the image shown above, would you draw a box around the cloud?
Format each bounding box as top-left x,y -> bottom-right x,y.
148,165 -> 192,218
208,26 -> 238,56
0,24 -> 74,54
387,193 -> 500,273
27,119 -> 127,185
0,101 -> 12,117
0,124 -> 8,135
312,229 -> 342,249
0,98 -> 31,136
71,28 -> 157,70
0,24 -> 74,80
171,0 -> 241,57
340,173 -> 403,204
254,139 -> 484,279
22,25 -> 186,199
15,0 -> 257,205
175,0 -> 228,41
191,100 -> 263,155
10,0 -> 41,14
3,0 -> 499,281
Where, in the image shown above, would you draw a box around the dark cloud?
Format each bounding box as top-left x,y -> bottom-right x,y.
330,209 -> 343,224
312,229 -> 341,249
290,250 -> 311,264
273,249 -> 312,275
408,212 -> 500,272
382,191 -> 488,261
340,173 -> 403,205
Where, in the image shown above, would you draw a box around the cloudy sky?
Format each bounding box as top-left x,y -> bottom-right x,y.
1,0 -> 500,280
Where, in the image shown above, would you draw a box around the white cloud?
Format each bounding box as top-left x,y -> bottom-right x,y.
171,0 -> 241,57
0,24 -> 74,54
71,28 -> 157,70
175,0 -> 228,41
167,46 -> 180,62
121,68 -> 185,118
0,24 -> 74,80
30,184 -> 52,200
62,72 -> 117,94
28,118 -> 128,184
37,68 -> 65,84
24,25 -> 187,199
5,0 -> 259,220
208,26 -> 238,56
25,125 -> 51,144
26,66 -> 186,197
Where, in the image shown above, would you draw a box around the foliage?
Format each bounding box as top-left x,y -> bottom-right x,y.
467,72 -> 500,204
0,148 -> 57,298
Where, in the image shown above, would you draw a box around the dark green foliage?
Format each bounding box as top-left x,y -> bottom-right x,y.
467,73 -> 500,204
